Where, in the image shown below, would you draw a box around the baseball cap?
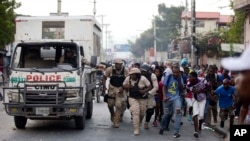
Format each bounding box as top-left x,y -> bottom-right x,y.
114,58 -> 123,64
129,68 -> 141,75
221,46 -> 250,71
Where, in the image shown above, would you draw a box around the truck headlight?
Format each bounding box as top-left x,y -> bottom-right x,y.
8,92 -> 24,102
65,90 -> 79,98
65,90 -> 81,102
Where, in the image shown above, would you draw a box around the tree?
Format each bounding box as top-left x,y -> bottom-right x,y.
129,4 -> 184,57
0,0 -> 21,48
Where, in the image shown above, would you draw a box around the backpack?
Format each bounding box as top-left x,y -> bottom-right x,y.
144,73 -> 153,90
164,74 -> 173,88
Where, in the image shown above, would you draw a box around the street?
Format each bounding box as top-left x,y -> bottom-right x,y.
0,96 -> 224,141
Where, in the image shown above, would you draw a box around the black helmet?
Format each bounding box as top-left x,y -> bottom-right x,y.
141,64 -> 151,72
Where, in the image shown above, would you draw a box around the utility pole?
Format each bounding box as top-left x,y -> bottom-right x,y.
96,15 -> 106,61
103,24 -> 110,61
57,0 -> 62,16
191,0 -> 196,65
184,0 -> 188,37
153,17 -> 157,61
93,0 -> 96,17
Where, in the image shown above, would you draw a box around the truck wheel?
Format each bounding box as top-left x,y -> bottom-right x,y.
86,99 -> 93,119
75,111 -> 85,130
14,116 -> 27,129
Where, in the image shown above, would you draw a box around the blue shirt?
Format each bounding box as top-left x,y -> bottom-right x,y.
215,85 -> 235,108
218,75 -> 231,84
163,74 -> 184,101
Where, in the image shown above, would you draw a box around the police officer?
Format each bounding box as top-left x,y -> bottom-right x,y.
60,48 -> 92,67
102,58 -> 129,128
140,64 -> 159,129
123,68 -> 152,135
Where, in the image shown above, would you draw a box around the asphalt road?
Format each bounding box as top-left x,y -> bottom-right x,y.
0,96 -> 224,141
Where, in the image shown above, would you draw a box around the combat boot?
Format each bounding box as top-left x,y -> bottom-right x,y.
113,123 -> 119,128
144,122 -> 149,129
134,128 -> 139,135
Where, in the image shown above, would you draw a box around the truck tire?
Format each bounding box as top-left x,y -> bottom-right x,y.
75,111 -> 85,130
14,116 -> 27,129
86,99 -> 93,119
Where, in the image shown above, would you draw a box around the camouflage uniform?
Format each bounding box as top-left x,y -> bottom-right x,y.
123,69 -> 151,135
104,59 -> 128,127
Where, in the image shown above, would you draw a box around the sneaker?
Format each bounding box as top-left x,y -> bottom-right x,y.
153,121 -> 158,127
193,132 -> 199,138
173,133 -> 181,138
159,128 -> 164,135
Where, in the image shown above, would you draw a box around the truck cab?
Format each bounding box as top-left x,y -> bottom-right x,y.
3,41 -> 96,129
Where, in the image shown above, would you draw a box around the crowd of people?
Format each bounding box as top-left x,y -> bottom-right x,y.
98,50 -> 250,139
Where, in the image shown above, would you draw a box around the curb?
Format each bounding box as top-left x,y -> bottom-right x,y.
210,126 -> 228,138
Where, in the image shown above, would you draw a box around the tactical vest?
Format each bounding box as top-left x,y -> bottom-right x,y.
110,68 -> 125,87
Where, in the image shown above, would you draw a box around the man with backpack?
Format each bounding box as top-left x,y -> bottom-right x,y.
140,64 -> 159,129
159,65 -> 184,138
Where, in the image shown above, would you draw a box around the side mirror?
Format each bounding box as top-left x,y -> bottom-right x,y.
90,56 -> 97,67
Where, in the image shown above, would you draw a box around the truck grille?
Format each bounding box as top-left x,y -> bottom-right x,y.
25,92 -> 65,105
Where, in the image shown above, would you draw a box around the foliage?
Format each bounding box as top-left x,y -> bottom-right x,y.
222,11 -> 246,44
0,0 -> 21,48
196,0 -> 246,57
129,4 -> 184,57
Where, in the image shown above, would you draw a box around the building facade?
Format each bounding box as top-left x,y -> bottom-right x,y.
233,0 -> 250,48
180,11 -> 232,66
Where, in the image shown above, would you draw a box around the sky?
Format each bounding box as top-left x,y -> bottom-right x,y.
15,0 -> 234,45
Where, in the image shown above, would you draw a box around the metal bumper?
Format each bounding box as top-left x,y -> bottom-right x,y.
3,81 -> 84,118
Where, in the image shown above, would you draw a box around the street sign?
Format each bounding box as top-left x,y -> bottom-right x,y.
221,43 -> 244,53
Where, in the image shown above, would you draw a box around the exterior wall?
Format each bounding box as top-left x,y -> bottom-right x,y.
200,54 -> 221,66
233,0 -> 250,49
198,20 -> 217,33
181,19 -> 217,36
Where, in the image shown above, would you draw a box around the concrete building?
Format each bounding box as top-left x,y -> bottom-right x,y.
180,11 -> 232,66
181,11 -> 232,36
233,0 -> 250,48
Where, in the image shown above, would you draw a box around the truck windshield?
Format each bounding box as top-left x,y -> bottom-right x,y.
12,43 -> 80,70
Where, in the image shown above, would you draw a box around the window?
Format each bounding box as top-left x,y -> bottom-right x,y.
42,21 -> 65,39
196,20 -> 205,27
